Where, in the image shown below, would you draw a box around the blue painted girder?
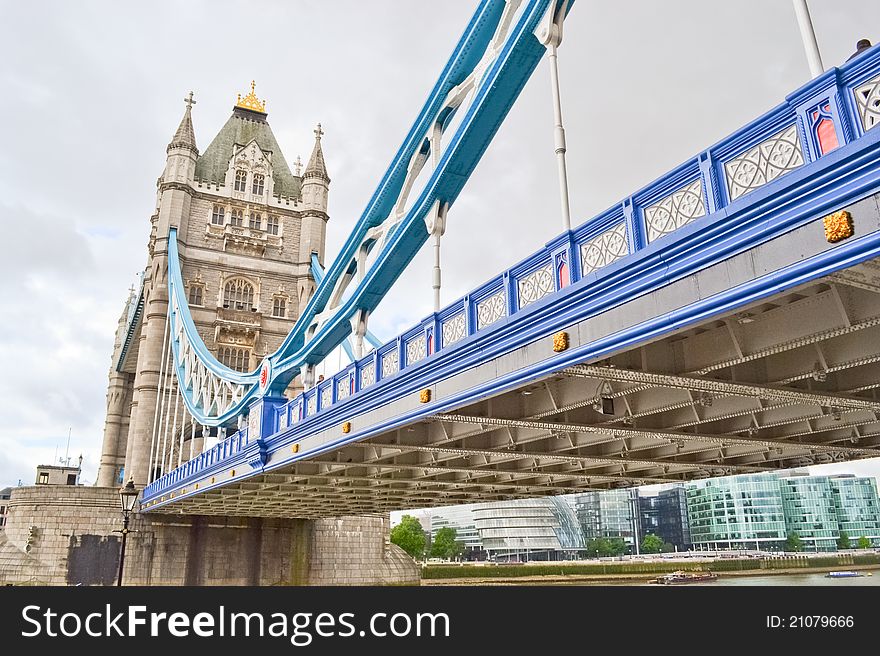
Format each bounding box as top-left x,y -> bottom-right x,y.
166,0 -> 576,423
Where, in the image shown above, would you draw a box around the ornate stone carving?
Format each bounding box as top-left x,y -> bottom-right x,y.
724,125 -> 804,201
644,179 -> 706,242
442,313 -> 466,347
476,291 -> 505,330
580,223 -> 629,275
381,350 -> 399,378
855,73 -> 880,132
517,262 -> 554,309
406,335 -> 427,365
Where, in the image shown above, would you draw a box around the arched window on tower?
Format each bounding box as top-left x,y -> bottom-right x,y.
218,346 -> 251,373
234,170 -> 248,192
188,283 -> 204,307
223,278 -> 254,311
249,212 -> 261,230
266,215 -> 280,235
211,205 -> 225,225
230,209 -> 244,227
272,295 -> 287,318
252,174 -> 265,196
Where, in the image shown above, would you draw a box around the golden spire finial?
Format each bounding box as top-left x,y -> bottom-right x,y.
235,80 -> 266,113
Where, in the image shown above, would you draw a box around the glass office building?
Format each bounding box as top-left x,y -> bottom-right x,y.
427,497 -> 584,561
575,489 -> 639,546
427,505 -> 483,554
638,495 -> 661,539
656,486 -> 692,550
686,473 -> 787,550
829,475 -> 880,545
779,474 -> 840,551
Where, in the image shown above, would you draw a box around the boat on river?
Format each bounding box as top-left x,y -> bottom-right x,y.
650,570 -> 718,585
825,570 -> 870,578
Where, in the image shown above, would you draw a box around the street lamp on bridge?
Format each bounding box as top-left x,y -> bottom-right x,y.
116,478 -> 139,586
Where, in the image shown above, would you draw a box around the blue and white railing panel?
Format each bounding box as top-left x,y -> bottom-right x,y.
855,74 -> 880,131
142,38 -> 880,505
579,222 -> 628,275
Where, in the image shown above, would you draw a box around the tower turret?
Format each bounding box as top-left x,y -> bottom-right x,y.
163,91 -> 199,185
300,123 -> 330,265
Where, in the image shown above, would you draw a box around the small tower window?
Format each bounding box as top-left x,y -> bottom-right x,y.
211,205 -> 225,225
218,346 -> 251,373
223,278 -> 254,311
252,174 -> 265,196
188,284 -> 204,307
231,209 -> 244,227
234,170 -> 248,192
266,215 -> 280,235
249,212 -> 261,230
272,296 -> 287,318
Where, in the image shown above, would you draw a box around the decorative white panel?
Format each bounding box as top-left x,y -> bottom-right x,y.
306,395 -> 316,416
320,386 -> 332,409
360,362 -> 375,389
406,335 -> 426,365
336,376 -> 351,401
724,125 -> 804,201
517,262 -> 554,309
382,350 -> 399,378
855,74 -> 880,132
580,223 -> 629,275
476,291 -> 506,330
442,313 -> 466,347
278,410 -> 288,431
644,179 -> 706,242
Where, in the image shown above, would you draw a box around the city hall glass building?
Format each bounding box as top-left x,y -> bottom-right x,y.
427,497 -> 584,561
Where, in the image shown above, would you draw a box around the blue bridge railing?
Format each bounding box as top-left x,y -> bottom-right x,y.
142,44 -> 880,503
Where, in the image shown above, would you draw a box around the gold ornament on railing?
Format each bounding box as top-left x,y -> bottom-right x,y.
823,210 -> 854,243
553,331 -> 569,352
235,80 -> 267,113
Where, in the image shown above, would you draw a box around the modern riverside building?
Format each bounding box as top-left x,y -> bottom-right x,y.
829,475 -> 880,545
425,498 -> 584,561
656,486 -> 692,550
779,473 -> 840,551
686,473 -> 788,550
638,495 -> 661,539
414,471 -> 879,558
426,505 -> 483,556
575,489 -> 639,547
638,486 -> 692,551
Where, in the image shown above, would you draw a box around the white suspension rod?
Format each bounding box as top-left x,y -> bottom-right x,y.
148,309 -> 171,483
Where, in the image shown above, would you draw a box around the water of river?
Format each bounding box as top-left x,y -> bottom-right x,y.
699,571 -> 880,586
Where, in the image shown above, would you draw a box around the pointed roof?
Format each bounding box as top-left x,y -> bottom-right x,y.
168,91 -> 198,154
304,123 -> 329,182
195,105 -> 300,199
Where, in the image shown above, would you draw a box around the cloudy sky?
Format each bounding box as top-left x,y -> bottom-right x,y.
1,0 -> 879,489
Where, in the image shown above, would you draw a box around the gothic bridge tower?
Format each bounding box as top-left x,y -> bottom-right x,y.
97,84 -> 330,487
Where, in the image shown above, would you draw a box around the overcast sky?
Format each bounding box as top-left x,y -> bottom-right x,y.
1,0 -> 879,490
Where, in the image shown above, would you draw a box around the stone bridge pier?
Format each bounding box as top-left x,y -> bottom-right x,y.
0,487 -> 419,586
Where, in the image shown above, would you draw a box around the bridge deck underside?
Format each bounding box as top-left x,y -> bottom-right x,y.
159,256 -> 880,518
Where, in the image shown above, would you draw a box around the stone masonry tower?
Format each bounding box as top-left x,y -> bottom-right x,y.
97,84 -> 329,487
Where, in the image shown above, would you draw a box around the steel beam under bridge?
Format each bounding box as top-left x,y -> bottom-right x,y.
142,191 -> 880,517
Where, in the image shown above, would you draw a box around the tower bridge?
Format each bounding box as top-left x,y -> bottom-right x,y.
5,0 -> 880,586
134,0 -> 880,517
